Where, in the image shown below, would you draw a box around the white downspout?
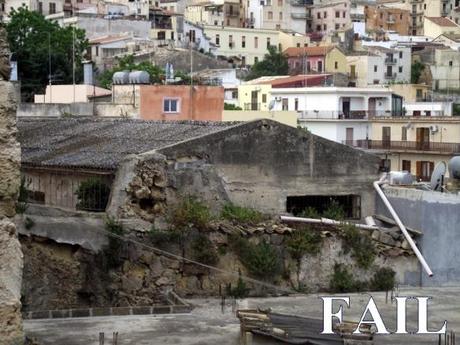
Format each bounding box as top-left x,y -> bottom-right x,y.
374,176 -> 433,277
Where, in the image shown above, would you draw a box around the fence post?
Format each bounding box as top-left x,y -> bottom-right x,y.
99,332 -> 104,345
113,332 -> 118,345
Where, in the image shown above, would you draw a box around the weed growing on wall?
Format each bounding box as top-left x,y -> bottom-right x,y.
221,203 -> 264,224
341,224 -> 376,269
171,196 -> 211,230
104,217 -> 125,269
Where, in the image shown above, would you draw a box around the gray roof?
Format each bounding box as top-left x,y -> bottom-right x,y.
18,117 -> 235,170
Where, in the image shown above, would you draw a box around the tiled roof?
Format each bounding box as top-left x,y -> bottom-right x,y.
283,46 -> 333,57
425,17 -> 459,27
18,118 -> 235,170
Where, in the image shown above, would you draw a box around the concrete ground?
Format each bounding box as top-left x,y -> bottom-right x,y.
25,286 -> 460,345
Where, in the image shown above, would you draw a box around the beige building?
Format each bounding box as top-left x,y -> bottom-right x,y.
423,16 -> 460,38
203,25 -> 280,65
34,85 -> 112,103
278,30 -> 310,51
310,1 -> 351,36
389,84 -> 430,102
365,117 -> 460,180
185,0 -> 242,27
4,0 -> 63,16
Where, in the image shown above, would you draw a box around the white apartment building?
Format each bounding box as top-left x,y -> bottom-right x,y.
4,0 -> 63,17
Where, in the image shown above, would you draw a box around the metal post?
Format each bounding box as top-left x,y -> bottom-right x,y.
99,332 -> 104,345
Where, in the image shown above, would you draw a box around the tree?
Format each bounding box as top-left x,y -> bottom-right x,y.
411,60 -> 425,84
6,7 -> 88,101
246,46 -> 288,81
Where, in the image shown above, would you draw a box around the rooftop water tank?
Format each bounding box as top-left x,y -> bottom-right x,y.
129,70 -> 150,84
388,171 -> 413,185
448,156 -> 460,180
112,71 -> 130,85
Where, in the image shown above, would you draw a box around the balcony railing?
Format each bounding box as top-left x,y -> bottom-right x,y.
298,110 -> 391,119
225,10 -> 240,17
290,0 -> 313,6
385,72 -> 396,79
244,103 -> 260,110
291,12 -> 311,19
344,140 -> 460,154
384,57 -> 397,64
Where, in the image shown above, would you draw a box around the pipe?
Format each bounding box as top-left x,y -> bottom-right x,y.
374,177 -> 433,277
280,216 -> 379,230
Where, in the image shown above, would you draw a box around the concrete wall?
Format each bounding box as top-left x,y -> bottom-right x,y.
157,119 -> 381,218
376,186 -> 460,286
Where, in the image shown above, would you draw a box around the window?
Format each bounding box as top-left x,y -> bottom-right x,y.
380,13 -> 383,19
323,24 -> 327,30
323,11 -> 327,18
278,0 -> 282,5
402,160 -> 411,172
335,23 -> 340,29
268,11 -> 273,19
232,90 -> 238,99
216,34 -> 220,45
171,32 -> 174,40
229,35 -> 233,48
254,56 -> 258,63
399,51 -> 403,59
267,37 -> 271,48
95,46 -> 99,57
401,126 -> 407,141
294,98 -> 299,110
416,161 -> 434,181
342,11 -> 345,18
380,159 -> 391,172
38,1 -> 43,13
262,94 -> 267,103
400,14 -> 402,20
279,11 -> 282,20
163,98 -> 180,113
374,65 -> 377,72
399,66 -> 403,73
335,11 -> 340,18
334,61 -> 338,69
449,60 -> 453,67
254,36 -> 258,48
317,12 -> 321,19
282,98 -> 288,110
242,36 -> 246,48
49,2 -> 56,14
316,25 -> 321,31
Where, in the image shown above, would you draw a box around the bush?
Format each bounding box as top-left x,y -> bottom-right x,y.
104,217 -> 125,268
322,200 -> 345,220
221,203 -> 264,224
224,103 -> 242,110
298,207 -> 321,219
227,270 -> 250,298
285,227 -> 322,261
171,197 -> 211,229
16,176 -> 29,214
330,263 -> 366,293
341,224 -> 375,269
75,178 -> 111,212
370,267 -> 396,291
148,227 -> 182,245
191,233 -> 219,265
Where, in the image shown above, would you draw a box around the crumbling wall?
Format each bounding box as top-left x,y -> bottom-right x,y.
0,25 -> 24,345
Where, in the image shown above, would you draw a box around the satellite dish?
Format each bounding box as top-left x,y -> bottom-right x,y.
268,100 -> 276,111
430,161 -> 447,191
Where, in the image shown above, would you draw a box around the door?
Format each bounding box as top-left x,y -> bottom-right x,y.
382,127 -> 391,149
386,65 -> 393,78
346,128 -> 354,145
317,60 -> 323,72
416,161 -> 434,181
350,65 -> 356,79
368,98 -> 376,117
402,160 -> 411,173
416,127 -> 430,150
282,98 -> 289,110
342,99 -> 350,118
251,90 -> 258,110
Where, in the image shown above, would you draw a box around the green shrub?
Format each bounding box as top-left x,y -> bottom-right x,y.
75,178 -> 111,212
342,224 -> 375,269
148,227 -> 182,245
322,200 -> 345,220
221,203 -> 264,224
370,267 -> 396,291
298,207 -> 321,219
104,217 -> 125,268
191,233 -> 219,265
24,217 -> 35,230
16,176 -> 29,214
226,270 -> 250,298
172,197 -> 211,229
224,103 -> 243,110
285,227 -> 322,261
330,263 -> 366,293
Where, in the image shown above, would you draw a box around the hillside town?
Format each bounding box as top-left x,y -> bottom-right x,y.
1,0 -> 460,343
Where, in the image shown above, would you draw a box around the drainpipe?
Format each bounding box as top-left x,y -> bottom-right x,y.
374,175 -> 433,277
280,216 -> 379,231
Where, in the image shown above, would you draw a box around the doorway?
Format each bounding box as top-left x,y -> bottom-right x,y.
416,127 -> 430,150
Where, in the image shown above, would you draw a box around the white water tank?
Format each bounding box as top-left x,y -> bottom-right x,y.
129,71 -> 150,84
113,71 -> 130,85
388,171 -> 413,185
448,156 -> 460,180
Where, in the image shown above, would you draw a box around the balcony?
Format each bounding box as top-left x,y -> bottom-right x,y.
386,17 -> 395,24
385,72 -> 396,79
344,140 -> 460,154
244,103 -> 260,110
298,110 -> 384,119
290,0 -> 313,6
291,12 -> 311,19
384,57 -> 397,64
225,10 -> 240,17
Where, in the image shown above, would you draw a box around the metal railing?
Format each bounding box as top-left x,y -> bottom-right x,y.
384,72 -> 397,79
384,57 -> 397,64
291,12 -> 311,19
244,103 -> 261,111
298,110 -> 390,119
290,0 -> 313,6
343,139 -> 460,154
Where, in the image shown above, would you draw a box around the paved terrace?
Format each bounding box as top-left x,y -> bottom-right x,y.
25,286 -> 460,345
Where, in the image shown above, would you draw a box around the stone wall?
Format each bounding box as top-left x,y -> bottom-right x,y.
0,26 -> 24,345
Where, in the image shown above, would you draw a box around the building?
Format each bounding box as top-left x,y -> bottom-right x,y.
4,0 -> 64,17
183,21 -> 218,53
364,5 -> 411,36
284,46 -> 335,74
184,0 -> 243,28
34,85 -> 112,103
309,1 -> 351,37
433,33 -> 460,50
203,25 -> 280,65
423,17 -> 460,39
278,30 -> 310,52
17,117 -> 381,219
389,84 -> 431,102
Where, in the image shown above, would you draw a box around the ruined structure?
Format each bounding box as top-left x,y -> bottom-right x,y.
0,25 -> 24,345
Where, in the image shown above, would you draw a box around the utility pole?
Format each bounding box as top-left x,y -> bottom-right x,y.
48,32 -> 52,103
189,38 -> 194,119
72,25 -> 76,103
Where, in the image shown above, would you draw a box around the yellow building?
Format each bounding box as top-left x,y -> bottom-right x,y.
388,84 -> 430,102
203,25 -> 280,65
423,17 -> 460,39
325,47 -> 348,74
222,110 -> 298,127
278,30 -> 310,52
237,82 -> 273,111
361,117 -> 460,181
